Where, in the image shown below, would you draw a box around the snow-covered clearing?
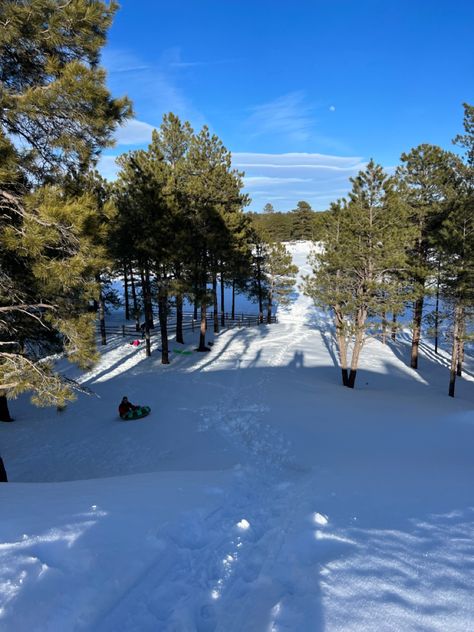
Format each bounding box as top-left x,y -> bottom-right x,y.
1,242 -> 474,631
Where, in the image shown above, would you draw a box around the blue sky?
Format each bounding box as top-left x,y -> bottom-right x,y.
99,0 -> 474,211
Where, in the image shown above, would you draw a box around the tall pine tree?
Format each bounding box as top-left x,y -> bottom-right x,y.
0,0 -> 130,420
303,161 -> 413,388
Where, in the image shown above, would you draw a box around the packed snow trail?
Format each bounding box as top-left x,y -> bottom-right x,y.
94,247 -> 334,631
2,242 -> 474,631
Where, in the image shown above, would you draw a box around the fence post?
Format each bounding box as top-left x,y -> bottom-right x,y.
122,325 -> 125,337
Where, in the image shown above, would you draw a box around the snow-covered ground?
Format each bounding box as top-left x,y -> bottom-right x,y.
1,242 -> 474,631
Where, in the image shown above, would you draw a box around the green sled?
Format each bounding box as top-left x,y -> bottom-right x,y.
121,405 -> 151,421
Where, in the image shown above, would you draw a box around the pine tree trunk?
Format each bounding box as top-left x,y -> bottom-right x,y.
449,305 -> 462,397
193,279 -> 199,320
231,279 -> 235,319
347,315 -> 365,389
145,266 -> 154,329
381,310 -> 387,344
457,339 -> 464,377
267,290 -> 273,324
256,258 -> 263,323
411,296 -> 424,369
434,259 -> 441,354
456,311 -> 465,377
391,312 -> 397,342
97,275 -> 106,346
212,272 -> 219,334
140,267 -> 151,357
123,262 -> 130,321
158,286 -> 170,365
220,270 -> 225,327
335,309 -> 349,386
197,300 -> 209,352
129,264 -> 140,331
0,394 -> 13,422
176,293 -> 184,344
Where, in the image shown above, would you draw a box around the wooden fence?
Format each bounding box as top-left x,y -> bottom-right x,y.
98,311 -> 277,337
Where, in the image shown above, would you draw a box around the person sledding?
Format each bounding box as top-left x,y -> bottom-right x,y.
118,396 -> 151,421
118,396 -> 137,419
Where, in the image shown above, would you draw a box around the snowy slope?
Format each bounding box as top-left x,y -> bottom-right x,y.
1,241 -> 474,631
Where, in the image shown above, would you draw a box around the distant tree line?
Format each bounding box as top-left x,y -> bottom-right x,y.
248,201 -> 329,242
303,104 -> 474,397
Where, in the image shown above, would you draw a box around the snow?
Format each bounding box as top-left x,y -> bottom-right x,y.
1,241 -> 474,631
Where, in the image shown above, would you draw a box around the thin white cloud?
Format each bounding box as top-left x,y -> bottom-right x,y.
245,92 -> 313,143
115,119 -> 156,145
233,151 -> 368,211
234,152 -> 365,170
244,176 -> 311,186
101,47 -> 206,130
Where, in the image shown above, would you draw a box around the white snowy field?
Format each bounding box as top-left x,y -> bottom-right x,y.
1,241 -> 474,632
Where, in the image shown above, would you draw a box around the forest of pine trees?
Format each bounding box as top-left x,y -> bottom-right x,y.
303,107 -> 474,395
0,1 -> 298,421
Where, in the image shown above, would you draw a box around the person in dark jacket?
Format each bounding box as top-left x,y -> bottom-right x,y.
118,396 -> 138,419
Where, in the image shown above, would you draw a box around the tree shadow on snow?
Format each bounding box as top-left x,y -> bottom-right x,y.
4,352 -> 474,630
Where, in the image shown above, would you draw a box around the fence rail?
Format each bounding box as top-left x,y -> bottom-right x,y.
97,312 -> 277,338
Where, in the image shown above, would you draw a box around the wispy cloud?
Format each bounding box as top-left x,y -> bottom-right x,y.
243,93 -> 350,152
101,47 -> 207,131
233,152 -> 367,211
244,176 -> 311,186
115,119 -> 156,145
245,92 -> 314,144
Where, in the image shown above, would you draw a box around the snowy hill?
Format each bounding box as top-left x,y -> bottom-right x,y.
1,241 -> 474,631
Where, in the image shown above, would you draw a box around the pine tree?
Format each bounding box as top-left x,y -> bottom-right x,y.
0,0 -> 130,420
436,106 -> 474,396
303,161 -> 413,388
263,242 -> 298,323
153,113 -> 194,345
0,0 -> 130,180
437,181 -> 474,396
1,184 -> 104,416
184,126 -> 248,350
396,145 -> 458,369
113,140 -> 172,362
291,201 -> 315,240
454,103 -> 474,165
